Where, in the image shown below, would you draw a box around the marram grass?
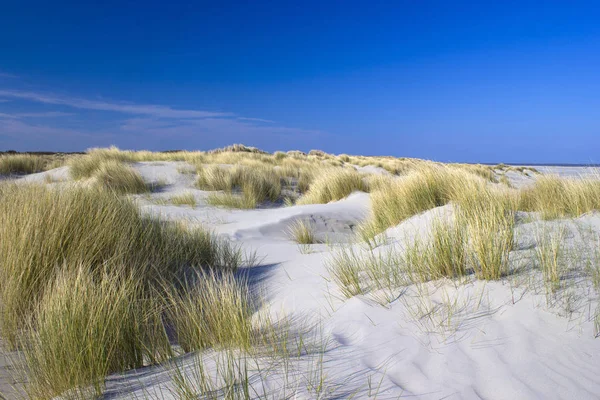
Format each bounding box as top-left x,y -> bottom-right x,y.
22,266 -> 169,399
520,174 -> 600,219
165,270 -> 254,353
368,166 -> 460,232
198,165 -> 281,208
0,183 -> 250,398
171,192 -> 197,206
93,160 -> 148,194
0,154 -> 50,175
296,168 -> 368,205
287,219 -> 317,244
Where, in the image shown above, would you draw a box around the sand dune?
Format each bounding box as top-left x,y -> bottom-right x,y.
4,159 -> 600,399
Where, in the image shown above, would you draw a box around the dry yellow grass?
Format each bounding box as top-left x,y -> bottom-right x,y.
0,184 -> 242,343
93,160 -> 148,194
0,154 -> 68,175
170,192 -> 197,206
287,219 -> 317,244
368,166 -> 459,232
447,177 -> 517,280
165,270 -> 253,352
22,266 -> 168,399
0,183 -> 250,397
520,174 -> 600,219
296,168 -> 368,205
198,165 -> 281,208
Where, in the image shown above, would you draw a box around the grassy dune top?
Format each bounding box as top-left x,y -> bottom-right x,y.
6,144 -> 527,209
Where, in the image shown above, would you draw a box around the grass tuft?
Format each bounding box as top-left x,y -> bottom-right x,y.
198,165 -> 281,208
0,184 -> 241,346
368,166 -> 458,232
93,160 -> 148,194
454,182 -> 516,280
398,215 -> 468,282
297,169 -> 367,205
22,266 -> 168,399
0,182 -> 248,397
171,192 -> 197,207
534,225 -> 566,290
519,174 -> 600,219
0,154 -> 49,175
165,270 -> 254,352
287,219 -> 317,244
206,192 -> 256,209
68,147 -> 131,179
326,248 -> 365,298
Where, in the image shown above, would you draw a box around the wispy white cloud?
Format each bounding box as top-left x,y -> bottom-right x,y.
0,72 -> 17,79
236,117 -> 275,123
0,87 -> 325,151
0,89 -> 232,119
0,111 -> 73,119
0,118 -> 114,150
119,117 -> 322,141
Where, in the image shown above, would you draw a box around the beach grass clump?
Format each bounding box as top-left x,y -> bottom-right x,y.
325,248 -> 366,298
22,267 -> 169,399
165,270 -> 253,353
274,151 -> 287,160
69,149 -> 150,194
421,217 -> 468,279
171,192 -> 197,207
69,154 -> 106,179
196,165 -> 242,191
398,216 -> 468,282
356,219 -> 387,249
308,149 -> 327,157
0,183 -> 247,396
519,174 -> 600,219
198,165 -> 281,208
296,169 -> 316,193
326,246 -> 410,300
0,154 -> 50,175
363,174 -> 394,192
287,219 -> 317,244
453,164 -> 497,182
68,147 -> 134,179
296,168 -> 368,205
241,167 -> 281,204
93,160 -> 148,194
368,166 -> 459,232
454,182 -> 517,280
534,225 -> 566,289
0,184 -> 241,346
206,192 -> 255,209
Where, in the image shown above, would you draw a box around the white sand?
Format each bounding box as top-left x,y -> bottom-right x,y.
9,162 -> 600,399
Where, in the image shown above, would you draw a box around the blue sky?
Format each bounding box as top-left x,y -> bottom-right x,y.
1,1 -> 599,163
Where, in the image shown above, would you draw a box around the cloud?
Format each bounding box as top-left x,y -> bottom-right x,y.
0,87 -> 326,151
236,117 -> 275,123
0,118 -> 116,151
0,72 -> 17,79
0,115 -> 324,152
0,89 -> 232,119
0,111 -> 73,119
119,117 -> 321,138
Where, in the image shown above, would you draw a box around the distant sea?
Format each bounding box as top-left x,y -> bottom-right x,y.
480,163 -> 600,167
